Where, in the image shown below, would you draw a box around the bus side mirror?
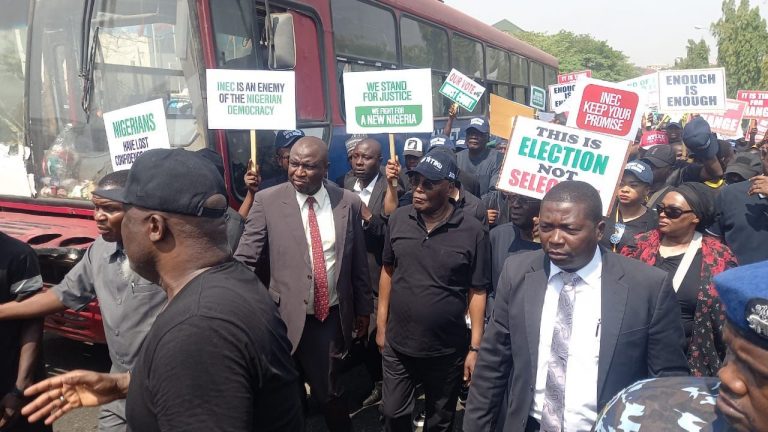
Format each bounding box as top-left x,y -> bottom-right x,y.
269,13 -> 296,70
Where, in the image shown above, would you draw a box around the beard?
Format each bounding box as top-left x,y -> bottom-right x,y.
120,255 -> 142,284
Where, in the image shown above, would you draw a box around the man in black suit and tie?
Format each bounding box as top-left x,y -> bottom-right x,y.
463,181 -> 688,432
235,137 -> 373,431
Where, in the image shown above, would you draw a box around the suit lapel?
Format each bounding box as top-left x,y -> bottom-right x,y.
597,252 -> 628,401
280,184 -> 311,268
327,182 -> 349,282
524,258 -> 549,379
368,175 -> 387,215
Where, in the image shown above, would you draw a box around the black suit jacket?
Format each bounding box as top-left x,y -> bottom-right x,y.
463,249 -> 688,431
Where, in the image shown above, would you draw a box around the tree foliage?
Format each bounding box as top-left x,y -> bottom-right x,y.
674,39 -> 711,69
711,0 -> 768,96
512,30 -> 638,82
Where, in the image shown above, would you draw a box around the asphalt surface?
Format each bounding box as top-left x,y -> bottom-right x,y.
41,334 -> 466,431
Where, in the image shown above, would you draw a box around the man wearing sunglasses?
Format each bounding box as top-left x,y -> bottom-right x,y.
709,145 -> 768,265
377,150 -> 490,432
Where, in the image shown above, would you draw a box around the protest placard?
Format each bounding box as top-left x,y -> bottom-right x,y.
565,80 -> 642,140
698,99 -> 746,138
657,68 -> 727,113
439,69 -> 486,112
489,94 -> 535,139
530,86 -> 547,110
620,73 -> 659,112
737,90 -> 768,120
343,69 -> 433,134
558,70 -> 592,84
206,69 -> 296,130
103,99 -> 170,171
548,82 -> 577,110
497,116 -> 629,215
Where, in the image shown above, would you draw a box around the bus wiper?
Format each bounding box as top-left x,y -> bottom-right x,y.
79,0 -> 97,116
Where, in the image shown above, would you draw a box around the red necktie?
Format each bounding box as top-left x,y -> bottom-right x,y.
306,196 -> 329,321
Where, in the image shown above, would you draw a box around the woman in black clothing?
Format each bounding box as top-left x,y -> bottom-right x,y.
622,182 -> 737,376
601,161 -> 658,252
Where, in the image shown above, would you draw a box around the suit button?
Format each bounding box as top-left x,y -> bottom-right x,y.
529,385 -> 534,392
304,299 -> 309,305
307,275 -> 312,280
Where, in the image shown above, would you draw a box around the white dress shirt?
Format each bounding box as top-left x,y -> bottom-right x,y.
295,185 -> 338,314
531,247 -> 603,431
353,174 -> 378,207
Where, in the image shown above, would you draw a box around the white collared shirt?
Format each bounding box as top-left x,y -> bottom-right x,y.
531,247 -> 603,431
295,185 -> 338,314
353,174 -> 378,207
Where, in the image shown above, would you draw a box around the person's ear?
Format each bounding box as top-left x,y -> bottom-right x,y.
596,220 -> 606,241
147,214 -> 167,243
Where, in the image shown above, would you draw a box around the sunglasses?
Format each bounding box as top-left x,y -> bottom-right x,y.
655,204 -> 695,219
409,175 -> 444,191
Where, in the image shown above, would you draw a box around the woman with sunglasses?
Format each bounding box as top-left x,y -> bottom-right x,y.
621,182 -> 737,377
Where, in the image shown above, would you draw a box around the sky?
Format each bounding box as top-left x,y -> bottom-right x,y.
445,0 -> 768,67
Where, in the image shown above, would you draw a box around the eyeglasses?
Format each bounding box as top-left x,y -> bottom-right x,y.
655,204 -> 695,219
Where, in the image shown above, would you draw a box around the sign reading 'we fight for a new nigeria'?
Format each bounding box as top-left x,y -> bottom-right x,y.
343,69 -> 434,134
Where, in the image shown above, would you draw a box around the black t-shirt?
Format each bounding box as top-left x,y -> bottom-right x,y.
709,180 -> 768,265
600,208 -> 659,252
382,204 -> 490,357
0,232 -> 44,393
126,261 -> 302,432
654,250 -> 703,344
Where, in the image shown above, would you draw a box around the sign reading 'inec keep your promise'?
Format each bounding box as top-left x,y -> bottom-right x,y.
206,69 -> 296,130
439,69 -> 486,112
657,68 -> 727,113
344,69 -> 433,134
103,99 -> 170,171
497,116 -> 629,216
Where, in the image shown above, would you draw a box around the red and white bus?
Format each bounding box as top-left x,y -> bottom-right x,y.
0,0 -> 557,343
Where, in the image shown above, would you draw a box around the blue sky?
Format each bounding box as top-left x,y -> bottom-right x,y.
445,0 -> 768,67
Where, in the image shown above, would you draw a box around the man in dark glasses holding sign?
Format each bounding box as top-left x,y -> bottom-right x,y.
377,150 -> 490,431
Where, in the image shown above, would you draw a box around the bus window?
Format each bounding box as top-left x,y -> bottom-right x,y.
332,0 -> 397,65
401,17 -> 448,70
26,0 -> 207,200
545,66 -> 558,87
451,34 -> 483,80
486,47 -> 510,82
0,3 -> 29,197
512,86 -> 527,104
511,54 -> 528,86
400,17 -> 450,117
486,46 -> 511,105
530,62 -> 545,89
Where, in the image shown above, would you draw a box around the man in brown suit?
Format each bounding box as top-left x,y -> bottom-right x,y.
235,136 -> 373,431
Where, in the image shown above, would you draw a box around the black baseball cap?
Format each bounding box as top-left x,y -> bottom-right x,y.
641,145 -> 676,168
725,153 -> 763,180
275,130 -> 305,149
409,149 -> 458,182
96,149 -> 227,217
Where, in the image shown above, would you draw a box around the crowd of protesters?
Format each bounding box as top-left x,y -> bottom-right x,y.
0,106 -> 767,432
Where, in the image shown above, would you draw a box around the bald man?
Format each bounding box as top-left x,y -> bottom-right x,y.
235,137 -> 373,431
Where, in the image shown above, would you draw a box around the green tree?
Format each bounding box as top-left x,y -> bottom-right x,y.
674,39 -> 711,69
711,0 -> 768,96
511,30 -> 637,82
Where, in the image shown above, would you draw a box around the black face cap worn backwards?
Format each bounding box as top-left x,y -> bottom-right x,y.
97,149 -> 228,218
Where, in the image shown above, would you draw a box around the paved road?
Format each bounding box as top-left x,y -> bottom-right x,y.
42,335 -> 465,431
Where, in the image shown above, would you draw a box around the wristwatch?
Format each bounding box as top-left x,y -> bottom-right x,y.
10,386 -> 24,398
468,345 -> 480,353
